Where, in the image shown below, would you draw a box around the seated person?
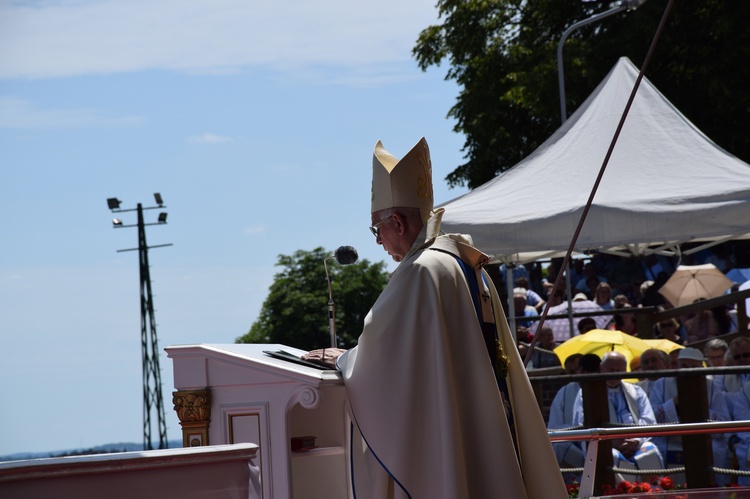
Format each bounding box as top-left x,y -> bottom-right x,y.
704,338 -> 729,368
655,317 -> 686,345
684,304 -> 719,343
574,262 -> 606,296
516,276 -> 546,312
594,282 -> 615,310
548,353 -> 600,469
526,326 -> 561,369
571,351 -> 663,475
577,317 -> 597,335
647,347 -> 731,485
717,337 -> 750,419
513,287 -> 539,329
637,349 -> 669,396
730,380 -> 750,486
613,304 -> 638,336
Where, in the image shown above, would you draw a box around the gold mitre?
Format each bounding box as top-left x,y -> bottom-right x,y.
371,137 -> 434,221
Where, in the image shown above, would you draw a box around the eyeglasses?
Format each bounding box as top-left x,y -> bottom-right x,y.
733,352 -> 750,361
369,215 -> 393,238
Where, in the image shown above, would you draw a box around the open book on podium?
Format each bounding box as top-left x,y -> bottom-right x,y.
263,349 -> 331,369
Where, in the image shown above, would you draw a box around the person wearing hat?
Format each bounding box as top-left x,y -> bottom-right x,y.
306,138 -> 566,498
647,347 -> 731,485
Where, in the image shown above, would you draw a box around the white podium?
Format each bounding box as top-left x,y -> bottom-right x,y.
166,343 -> 349,499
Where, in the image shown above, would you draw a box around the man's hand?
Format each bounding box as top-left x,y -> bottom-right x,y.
302,348 -> 347,369
612,438 -> 640,459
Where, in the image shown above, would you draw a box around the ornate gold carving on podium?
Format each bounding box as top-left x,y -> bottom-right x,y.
173,389 -> 211,447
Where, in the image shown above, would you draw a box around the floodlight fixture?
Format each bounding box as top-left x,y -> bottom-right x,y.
158,212 -> 167,223
154,193 -> 163,206
113,218 -> 123,226
107,198 -> 122,210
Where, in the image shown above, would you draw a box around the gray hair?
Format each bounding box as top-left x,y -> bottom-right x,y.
704,338 -> 729,354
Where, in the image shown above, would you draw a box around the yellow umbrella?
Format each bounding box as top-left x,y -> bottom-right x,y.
643,338 -> 684,354
553,328 -> 653,371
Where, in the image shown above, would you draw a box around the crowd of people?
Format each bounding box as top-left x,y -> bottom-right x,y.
547,338 -> 750,487
510,244 -> 748,370
504,247 -> 750,487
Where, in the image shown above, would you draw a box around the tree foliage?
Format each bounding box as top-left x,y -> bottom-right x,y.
236,248 -> 389,351
414,0 -> 750,189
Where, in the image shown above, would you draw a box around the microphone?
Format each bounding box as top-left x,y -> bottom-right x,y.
334,245 -> 358,265
324,246 -> 358,348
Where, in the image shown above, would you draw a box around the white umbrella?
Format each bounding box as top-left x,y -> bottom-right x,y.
658,263 -> 734,308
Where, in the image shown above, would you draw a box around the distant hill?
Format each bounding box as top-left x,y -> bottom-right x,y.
0,440 -> 183,462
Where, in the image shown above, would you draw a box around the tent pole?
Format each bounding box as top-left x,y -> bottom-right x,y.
566,269 -> 575,336
506,265 -> 516,335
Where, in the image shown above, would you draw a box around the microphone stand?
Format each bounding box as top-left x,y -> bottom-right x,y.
324,256 -> 336,349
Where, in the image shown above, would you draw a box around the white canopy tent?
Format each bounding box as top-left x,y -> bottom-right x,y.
438,57 -> 750,265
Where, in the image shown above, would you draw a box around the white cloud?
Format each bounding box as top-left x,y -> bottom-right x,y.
187,132 -> 233,144
0,96 -> 144,128
0,0 -> 439,80
244,225 -> 266,235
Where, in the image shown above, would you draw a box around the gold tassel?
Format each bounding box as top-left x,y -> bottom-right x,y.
496,339 -> 509,378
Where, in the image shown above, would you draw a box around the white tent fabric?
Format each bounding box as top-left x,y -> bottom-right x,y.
439,57 -> 750,262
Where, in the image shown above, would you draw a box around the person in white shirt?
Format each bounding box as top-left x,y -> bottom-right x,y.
647,347 -> 731,485
718,337 -> 750,419
638,348 -> 669,396
547,353 -> 601,468
571,351 -> 663,473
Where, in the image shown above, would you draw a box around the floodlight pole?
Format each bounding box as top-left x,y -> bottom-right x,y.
557,0 -> 647,124
136,203 -> 168,451
109,196 -> 172,451
554,0 -> 646,335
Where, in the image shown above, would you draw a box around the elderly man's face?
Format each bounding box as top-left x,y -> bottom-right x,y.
731,342 -> 750,366
640,350 -> 667,371
705,348 -> 726,367
371,210 -> 413,262
513,296 -> 527,312
679,358 -> 703,369
601,354 -> 627,387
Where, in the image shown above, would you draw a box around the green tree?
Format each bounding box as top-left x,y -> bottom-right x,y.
236,248 -> 389,350
414,0 -> 750,189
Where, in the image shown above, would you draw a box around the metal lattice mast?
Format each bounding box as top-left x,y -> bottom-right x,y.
108,194 -> 171,451
136,204 -> 168,450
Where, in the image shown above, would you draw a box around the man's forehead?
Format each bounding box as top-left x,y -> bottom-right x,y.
602,359 -> 626,369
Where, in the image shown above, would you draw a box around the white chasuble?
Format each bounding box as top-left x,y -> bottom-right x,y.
337,210 -> 567,499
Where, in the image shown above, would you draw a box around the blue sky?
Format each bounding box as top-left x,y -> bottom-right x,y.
0,0 -> 470,455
